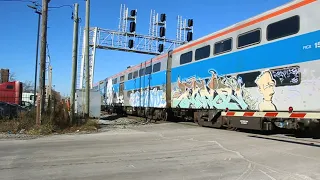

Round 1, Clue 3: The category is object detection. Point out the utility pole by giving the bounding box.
[34,11,41,106]
[27,4,42,106]
[47,65,52,112]
[70,3,79,124]
[36,0,49,125]
[48,65,52,99]
[84,0,90,118]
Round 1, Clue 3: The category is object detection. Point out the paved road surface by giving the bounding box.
[1,122,320,180]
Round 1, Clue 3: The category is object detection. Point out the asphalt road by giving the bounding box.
[1,121,320,180]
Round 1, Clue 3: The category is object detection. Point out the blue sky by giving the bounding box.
[0,0,291,96]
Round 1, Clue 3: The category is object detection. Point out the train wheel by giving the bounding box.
[163,111,168,121]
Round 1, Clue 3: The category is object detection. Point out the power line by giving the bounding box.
[0,0,36,2]
[49,5,72,9]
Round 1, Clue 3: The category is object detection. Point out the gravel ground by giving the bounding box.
[98,115,153,132]
[1,121,320,179]
[0,115,151,140]
[0,133,41,140]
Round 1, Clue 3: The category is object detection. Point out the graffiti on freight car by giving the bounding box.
[129,87,166,108]
[172,70,256,110]
[271,66,300,86]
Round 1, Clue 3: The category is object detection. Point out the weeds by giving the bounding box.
[0,98,100,135]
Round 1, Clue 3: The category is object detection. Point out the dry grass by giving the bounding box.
[0,120,20,134]
[0,99,100,135]
[61,119,99,134]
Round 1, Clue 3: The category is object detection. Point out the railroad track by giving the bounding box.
[173,121,320,146]
[100,113,320,146]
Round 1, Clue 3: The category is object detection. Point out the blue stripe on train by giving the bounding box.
[115,30,320,92]
[171,30,320,81]
[124,71,166,91]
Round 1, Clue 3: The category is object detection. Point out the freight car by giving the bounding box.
[95,0,320,132]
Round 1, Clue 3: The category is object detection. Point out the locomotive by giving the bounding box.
[94,0,320,132]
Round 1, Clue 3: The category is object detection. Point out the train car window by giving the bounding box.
[139,68,145,76]
[128,73,133,80]
[120,75,125,81]
[180,51,193,65]
[145,66,152,74]
[112,78,117,84]
[236,71,261,88]
[267,15,299,41]
[237,29,261,48]
[6,85,14,89]
[119,83,124,94]
[214,38,232,55]
[153,62,161,72]
[195,45,210,61]
[133,71,138,78]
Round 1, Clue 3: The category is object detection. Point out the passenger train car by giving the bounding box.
[94,0,320,132]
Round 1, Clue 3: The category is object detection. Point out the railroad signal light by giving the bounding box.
[128,39,134,48]
[130,10,136,17]
[160,13,166,22]
[188,19,193,27]
[129,22,136,32]
[187,32,193,42]
[289,106,293,113]
[160,27,166,37]
[158,44,164,52]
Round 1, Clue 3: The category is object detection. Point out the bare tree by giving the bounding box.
[9,72,16,82]
[22,80,34,92]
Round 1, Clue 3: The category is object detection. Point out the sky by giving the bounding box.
[0,0,291,96]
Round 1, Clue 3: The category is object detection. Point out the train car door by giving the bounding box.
[138,62,145,108]
[119,75,125,106]
[133,70,138,99]
[166,50,173,108]
[145,59,153,109]
[119,81,124,106]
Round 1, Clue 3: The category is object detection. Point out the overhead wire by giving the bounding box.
[0,0,36,2]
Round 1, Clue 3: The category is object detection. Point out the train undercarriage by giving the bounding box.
[107,105,320,137]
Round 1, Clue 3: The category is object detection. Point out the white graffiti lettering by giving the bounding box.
[172,73,256,110]
[129,88,166,108]
[271,66,300,85]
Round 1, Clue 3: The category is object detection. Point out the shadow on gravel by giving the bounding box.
[100,114,126,121]
[236,128,320,139]
[285,133,320,139]
[248,135,320,148]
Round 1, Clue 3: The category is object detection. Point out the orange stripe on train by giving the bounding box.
[108,0,316,79]
[172,0,316,54]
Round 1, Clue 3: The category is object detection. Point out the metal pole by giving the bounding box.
[47,65,52,112]
[36,0,49,125]
[70,3,79,124]
[33,11,41,106]
[84,0,90,118]
[48,65,52,99]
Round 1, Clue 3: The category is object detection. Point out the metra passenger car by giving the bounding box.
[94,0,320,132]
